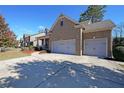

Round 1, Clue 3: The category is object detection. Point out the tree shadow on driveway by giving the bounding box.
[0,60,124,88]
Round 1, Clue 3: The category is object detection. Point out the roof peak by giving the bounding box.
[58,13,79,24]
[59,13,64,17]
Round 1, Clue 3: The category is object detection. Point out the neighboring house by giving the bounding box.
[18,38,22,47]
[47,14,115,57]
[22,30,49,49]
[23,34,30,47]
[37,30,51,50]
[30,32,46,47]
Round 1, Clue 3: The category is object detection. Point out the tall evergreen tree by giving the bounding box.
[79,5,106,23]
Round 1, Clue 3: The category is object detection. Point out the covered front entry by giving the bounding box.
[84,38,107,57]
[37,35,49,50]
[51,39,76,55]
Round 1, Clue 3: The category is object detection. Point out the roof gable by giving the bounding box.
[50,14,79,31]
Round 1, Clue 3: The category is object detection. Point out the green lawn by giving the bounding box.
[0,48,31,61]
[120,64,124,68]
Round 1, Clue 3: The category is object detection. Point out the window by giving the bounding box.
[60,20,63,26]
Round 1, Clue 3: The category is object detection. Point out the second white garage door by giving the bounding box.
[51,39,76,55]
[84,38,107,57]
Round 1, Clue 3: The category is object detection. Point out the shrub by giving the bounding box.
[21,47,24,51]
[0,47,5,52]
[34,46,43,51]
[28,45,34,50]
[34,47,39,51]
[113,46,124,61]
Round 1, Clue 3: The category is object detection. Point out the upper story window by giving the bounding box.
[60,20,63,26]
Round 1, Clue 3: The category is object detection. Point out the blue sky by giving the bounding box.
[0,5,124,39]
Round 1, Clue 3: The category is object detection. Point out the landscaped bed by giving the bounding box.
[120,64,124,68]
[22,50,35,54]
[0,48,31,61]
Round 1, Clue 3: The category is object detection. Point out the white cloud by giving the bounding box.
[38,25,45,30]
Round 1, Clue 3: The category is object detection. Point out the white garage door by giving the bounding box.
[84,38,107,57]
[51,39,76,55]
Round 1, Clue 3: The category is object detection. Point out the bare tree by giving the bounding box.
[114,23,124,44]
[117,23,124,38]
[113,28,118,39]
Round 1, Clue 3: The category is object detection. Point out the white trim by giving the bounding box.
[83,38,108,57]
[84,39,85,55]
[106,38,108,57]
[80,28,83,55]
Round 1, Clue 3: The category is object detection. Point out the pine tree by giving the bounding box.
[79,5,106,23]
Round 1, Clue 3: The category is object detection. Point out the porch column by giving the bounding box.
[40,39,42,46]
[38,39,42,46]
[36,38,39,47]
[44,38,46,47]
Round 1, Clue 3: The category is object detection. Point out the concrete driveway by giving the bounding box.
[0,53,124,88]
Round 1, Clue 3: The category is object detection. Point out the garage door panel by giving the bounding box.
[84,38,107,57]
[51,39,76,55]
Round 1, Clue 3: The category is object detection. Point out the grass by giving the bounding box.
[0,48,31,61]
[120,64,124,68]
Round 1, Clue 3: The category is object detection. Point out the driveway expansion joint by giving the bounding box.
[34,64,67,88]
